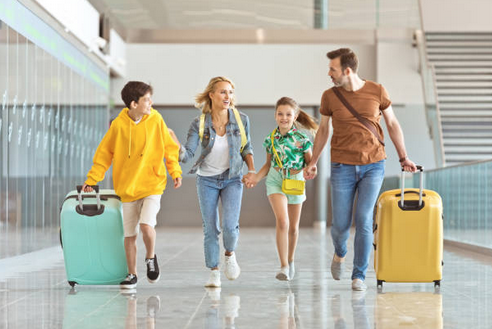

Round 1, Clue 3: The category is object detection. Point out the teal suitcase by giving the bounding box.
[60,186,128,287]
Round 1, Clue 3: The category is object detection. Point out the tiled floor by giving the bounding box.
[1,227,491,328]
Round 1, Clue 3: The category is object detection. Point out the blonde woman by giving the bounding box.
[178,77,256,287]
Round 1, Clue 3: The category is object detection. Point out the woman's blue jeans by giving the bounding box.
[330,160,385,281]
[196,170,243,269]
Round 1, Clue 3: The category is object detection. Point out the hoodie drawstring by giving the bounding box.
[141,121,147,157]
[126,108,150,158]
[128,123,132,158]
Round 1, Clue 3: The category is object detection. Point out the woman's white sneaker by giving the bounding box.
[224,253,241,280]
[205,269,221,288]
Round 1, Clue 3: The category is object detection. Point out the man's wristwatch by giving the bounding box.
[399,155,408,163]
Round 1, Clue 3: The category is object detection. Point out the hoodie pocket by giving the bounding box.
[153,165,167,178]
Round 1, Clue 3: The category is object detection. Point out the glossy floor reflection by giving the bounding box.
[1,227,492,328]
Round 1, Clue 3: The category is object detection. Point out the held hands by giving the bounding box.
[303,164,318,180]
[242,172,257,189]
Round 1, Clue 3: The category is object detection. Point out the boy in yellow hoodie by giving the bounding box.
[82,81,182,289]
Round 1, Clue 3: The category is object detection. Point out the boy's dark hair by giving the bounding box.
[121,81,153,108]
[327,48,358,73]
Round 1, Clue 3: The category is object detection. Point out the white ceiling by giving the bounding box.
[89,0,315,30]
[87,0,420,42]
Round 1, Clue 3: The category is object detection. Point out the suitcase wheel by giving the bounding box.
[377,280,384,288]
[434,280,441,288]
[68,281,77,287]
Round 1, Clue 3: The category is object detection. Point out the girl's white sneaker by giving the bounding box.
[276,266,290,281]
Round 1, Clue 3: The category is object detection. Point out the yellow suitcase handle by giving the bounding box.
[400,165,423,208]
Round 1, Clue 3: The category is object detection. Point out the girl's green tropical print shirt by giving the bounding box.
[263,126,312,171]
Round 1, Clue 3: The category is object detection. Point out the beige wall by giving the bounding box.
[421,0,492,31]
[111,44,377,106]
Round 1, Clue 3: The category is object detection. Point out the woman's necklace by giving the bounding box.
[212,115,228,132]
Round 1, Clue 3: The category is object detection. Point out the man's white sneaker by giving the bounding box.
[205,269,221,288]
[331,255,345,280]
[224,253,241,280]
[352,279,367,291]
[275,266,290,281]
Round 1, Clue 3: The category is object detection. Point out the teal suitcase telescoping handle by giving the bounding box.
[76,185,101,212]
[400,165,424,209]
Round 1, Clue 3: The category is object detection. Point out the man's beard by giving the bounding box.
[332,75,347,87]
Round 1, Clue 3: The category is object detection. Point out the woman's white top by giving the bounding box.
[197,133,230,176]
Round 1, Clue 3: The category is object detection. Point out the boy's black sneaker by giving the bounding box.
[146,255,160,283]
[120,274,137,289]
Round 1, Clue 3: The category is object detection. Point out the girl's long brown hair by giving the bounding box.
[275,97,318,136]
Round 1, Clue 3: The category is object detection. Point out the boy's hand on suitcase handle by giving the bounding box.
[81,183,94,193]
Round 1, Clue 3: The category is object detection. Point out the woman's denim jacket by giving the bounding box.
[180,108,254,178]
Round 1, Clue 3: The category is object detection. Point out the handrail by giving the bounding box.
[428,64,446,166]
[416,0,446,168]
[423,158,492,173]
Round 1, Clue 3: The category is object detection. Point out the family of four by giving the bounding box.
[81,48,417,292]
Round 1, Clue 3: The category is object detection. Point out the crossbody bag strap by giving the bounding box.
[270,129,284,170]
[332,87,385,146]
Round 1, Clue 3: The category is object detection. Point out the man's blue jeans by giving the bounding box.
[330,160,385,281]
[196,170,243,269]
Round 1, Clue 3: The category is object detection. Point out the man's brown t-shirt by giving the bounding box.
[319,80,391,165]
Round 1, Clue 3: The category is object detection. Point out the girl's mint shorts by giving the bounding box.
[265,167,306,205]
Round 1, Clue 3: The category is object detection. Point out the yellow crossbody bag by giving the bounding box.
[270,130,305,195]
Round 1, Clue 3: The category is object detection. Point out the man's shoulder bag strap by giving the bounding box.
[332,87,385,146]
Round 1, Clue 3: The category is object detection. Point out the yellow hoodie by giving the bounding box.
[85,108,182,202]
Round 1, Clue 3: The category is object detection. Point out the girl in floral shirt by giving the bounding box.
[249,97,318,281]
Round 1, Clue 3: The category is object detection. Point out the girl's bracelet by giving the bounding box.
[248,170,257,174]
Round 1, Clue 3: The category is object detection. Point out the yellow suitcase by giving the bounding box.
[373,166,443,289]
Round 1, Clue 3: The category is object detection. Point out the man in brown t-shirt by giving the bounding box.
[304,48,417,291]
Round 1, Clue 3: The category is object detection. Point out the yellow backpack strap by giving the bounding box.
[232,108,247,153]
[199,114,205,142]
[270,129,283,169]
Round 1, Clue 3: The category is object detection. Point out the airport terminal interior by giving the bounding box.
[1,0,492,328]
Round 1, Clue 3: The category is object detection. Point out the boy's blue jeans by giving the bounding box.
[330,160,385,281]
[196,170,243,269]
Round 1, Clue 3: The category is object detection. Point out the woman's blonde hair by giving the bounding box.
[275,97,319,136]
[195,76,236,113]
